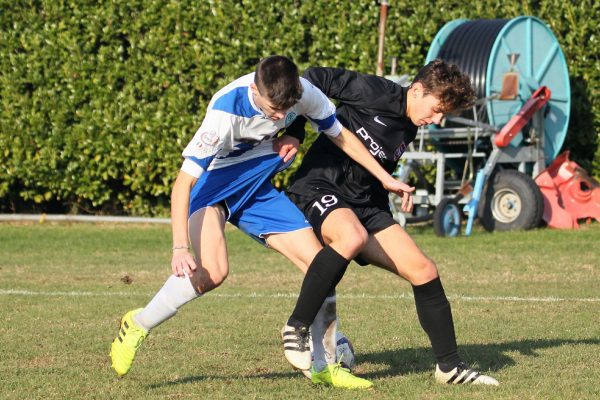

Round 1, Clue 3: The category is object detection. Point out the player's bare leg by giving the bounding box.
[267,229,321,370]
[187,205,230,292]
[313,208,373,373]
[268,228,372,389]
[320,208,369,260]
[359,224,499,386]
[136,205,230,328]
[281,208,371,389]
[111,205,228,376]
[266,227,321,273]
[358,223,437,284]
[312,207,368,370]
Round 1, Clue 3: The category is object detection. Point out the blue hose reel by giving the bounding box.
[408,17,573,236]
[426,16,570,164]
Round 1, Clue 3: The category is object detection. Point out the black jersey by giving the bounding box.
[286,67,418,207]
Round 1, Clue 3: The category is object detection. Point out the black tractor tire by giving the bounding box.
[478,169,544,232]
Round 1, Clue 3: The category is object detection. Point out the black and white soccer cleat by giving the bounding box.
[435,362,499,386]
[281,324,311,370]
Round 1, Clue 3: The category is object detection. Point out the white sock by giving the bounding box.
[310,294,337,371]
[133,274,199,331]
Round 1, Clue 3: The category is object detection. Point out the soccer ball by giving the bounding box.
[335,331,356,370]
[301,331,356,379]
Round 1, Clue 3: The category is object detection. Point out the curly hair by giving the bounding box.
[412,59,475,113]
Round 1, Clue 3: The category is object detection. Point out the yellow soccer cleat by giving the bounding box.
[311,363,373,389]
[110,308,148,376]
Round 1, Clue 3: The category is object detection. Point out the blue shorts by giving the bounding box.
[189,153,311,244]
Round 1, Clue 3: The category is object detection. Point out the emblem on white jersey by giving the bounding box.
[374,115,387,126]
[200,131,219,147]
[284,112,297,127]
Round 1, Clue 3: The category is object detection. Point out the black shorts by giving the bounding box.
[287,190,397,265]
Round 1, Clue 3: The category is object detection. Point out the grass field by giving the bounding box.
[0,221,599,399]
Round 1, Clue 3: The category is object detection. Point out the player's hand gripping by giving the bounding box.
[384,178,415,213]
[273,135,300,163]
[171,248,197,277]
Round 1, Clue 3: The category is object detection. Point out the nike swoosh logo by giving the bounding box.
[374,115,387,126]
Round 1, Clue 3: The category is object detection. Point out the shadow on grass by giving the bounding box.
[148,337,599,388]
[147,371,298,389]
[359,337,600,379]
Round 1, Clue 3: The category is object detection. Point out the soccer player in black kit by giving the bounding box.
[281,60,500,386]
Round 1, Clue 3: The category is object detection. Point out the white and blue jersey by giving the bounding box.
[181,72,342,243]
[181,72,342,179]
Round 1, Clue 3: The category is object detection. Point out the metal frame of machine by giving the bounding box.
[383,15,571,236]
[389,84,550,236]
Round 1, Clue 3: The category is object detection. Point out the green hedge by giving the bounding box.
[1,0,598,216]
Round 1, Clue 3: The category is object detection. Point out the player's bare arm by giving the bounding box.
[170,170,198,277]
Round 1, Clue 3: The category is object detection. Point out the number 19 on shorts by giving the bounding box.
[311,195,338,216]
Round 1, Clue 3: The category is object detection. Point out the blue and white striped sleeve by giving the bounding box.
[298,77,342,138]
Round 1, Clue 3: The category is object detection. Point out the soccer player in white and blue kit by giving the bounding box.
[109,56,413,389]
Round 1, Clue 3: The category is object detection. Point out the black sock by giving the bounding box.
[287,246,348,328]
[412,277,461,369]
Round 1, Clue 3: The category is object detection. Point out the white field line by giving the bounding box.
[0,214,170,224]
[0,289,599,303]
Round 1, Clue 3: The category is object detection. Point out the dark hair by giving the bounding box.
[412,59,475,112]
[254,55,303,109]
